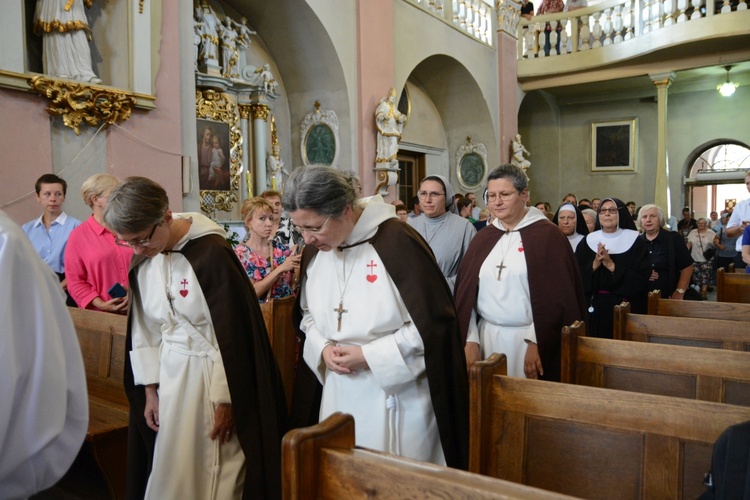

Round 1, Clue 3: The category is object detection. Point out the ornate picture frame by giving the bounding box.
[196,90,243,213]
[456,137,488,190]
[300,102,339,166]
[591,119,637,172]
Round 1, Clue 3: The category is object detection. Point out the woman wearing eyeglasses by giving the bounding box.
[234,197,301,303]
[103,177,287,499]
[64,173,132,313]
[284,165,469,470]
[575,197,651,338]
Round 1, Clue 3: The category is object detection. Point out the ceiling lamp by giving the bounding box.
[717,65,739,97]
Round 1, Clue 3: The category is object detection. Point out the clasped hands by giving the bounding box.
[323,344,368,375]
[592,242,615,272]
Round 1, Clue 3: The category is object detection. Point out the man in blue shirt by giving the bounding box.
[22,174,81,305]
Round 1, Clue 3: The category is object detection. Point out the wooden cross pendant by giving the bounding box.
[334,301,348,332]
[496,261,506,280]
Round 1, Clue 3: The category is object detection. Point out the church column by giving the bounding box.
[238,103,252,199]
[356,0,395,196]
[649,72,675,215]
[251,103,269,196]
[496,1,521,164]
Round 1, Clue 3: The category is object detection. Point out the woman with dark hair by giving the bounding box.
[575,197,651,338]
[552,203,589,251]
[284,165,469,470]
[638,204,694,300]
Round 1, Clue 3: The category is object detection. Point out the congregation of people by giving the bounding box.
[5,165,750,499]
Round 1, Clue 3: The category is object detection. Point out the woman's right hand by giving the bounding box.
[144,384,160,432]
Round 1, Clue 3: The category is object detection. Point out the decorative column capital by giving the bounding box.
[251,103,270,121]
[238,103,253,120]
[649,72,676,88]
[496,0,521,38]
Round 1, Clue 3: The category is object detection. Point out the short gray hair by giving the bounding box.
[104,177,169,234]
[487,164,528,192]
[282,165,356,217]
[638,204,665,227]
[581,208,597,220]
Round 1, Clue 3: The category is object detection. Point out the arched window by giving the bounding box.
[685,142,750,217]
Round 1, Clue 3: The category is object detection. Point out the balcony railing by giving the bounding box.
[406,0,495,45]
[517,0,747,59]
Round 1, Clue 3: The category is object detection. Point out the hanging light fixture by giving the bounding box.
[717,65,739,97]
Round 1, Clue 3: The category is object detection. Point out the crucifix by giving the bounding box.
[334,301,348,332]
[496,261,506,280]
[166,289,176,314]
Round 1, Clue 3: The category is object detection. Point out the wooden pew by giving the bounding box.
[647,290,750,322]
[259,295,297,409]
[469,355,750,499]
[717,267,750,303]
[282,411,575,499]
[561,320,750,406]
[615,301,750,351]
[68,307,129,500]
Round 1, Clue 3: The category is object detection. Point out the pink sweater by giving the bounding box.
[64,215,133,310]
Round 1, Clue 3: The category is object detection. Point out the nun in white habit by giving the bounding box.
[575,197,651,338]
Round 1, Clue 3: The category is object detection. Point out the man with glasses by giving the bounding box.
[103,177,287,499]
[455,164,585,381]
[408,175,476,291]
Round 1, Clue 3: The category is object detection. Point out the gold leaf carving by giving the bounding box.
[28,76,136,135]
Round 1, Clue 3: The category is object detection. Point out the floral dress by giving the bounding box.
[234,239,294,302]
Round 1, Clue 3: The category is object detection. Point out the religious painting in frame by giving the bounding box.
[195,90,242,213]
[591,119,637,172]
[456,137,488,190]
[300,101,340,167]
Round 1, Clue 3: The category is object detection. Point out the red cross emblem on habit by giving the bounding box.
[180,279,189,297]
[366,260,378,283]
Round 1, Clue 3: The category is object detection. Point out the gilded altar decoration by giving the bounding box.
[195,89,243,213]
[28,75,136,135]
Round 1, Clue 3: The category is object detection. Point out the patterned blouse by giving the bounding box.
[234,239,295,303]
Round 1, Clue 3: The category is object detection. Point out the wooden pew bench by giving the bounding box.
[561,320,750,406]
[470,353,750,499]
[259,295,297,410]
[717,267,750,303]
[615,301,750,351]
[282,411,575,499]
[647,289,750,321]
[68,307,129,500]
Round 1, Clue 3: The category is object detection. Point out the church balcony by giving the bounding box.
[516,0,750,91]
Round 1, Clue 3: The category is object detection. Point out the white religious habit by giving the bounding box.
[301,196,445,465]
[0,210,88,498]
[465,207,548,377]
[129,213,245,499]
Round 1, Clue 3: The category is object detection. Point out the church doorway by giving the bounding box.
[683,141,750,218]
[398,151,425,206]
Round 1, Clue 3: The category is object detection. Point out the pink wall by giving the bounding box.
[0,1,184,227]
[356,0,395,196]
[0,90,54,223]
[497,31,518,164]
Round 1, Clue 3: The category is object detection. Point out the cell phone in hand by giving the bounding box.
[108,282,127,299]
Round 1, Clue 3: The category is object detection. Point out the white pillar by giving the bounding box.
[649,71,675,215]
[238,103,252,199]
[252,104,269,195]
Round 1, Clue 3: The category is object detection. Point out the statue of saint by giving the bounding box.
[510,134,531,171]
[219,17,239,78]
[195,2,220,64]
[266,143,288,192]
[34,0,102,83]
[375,88,406,165]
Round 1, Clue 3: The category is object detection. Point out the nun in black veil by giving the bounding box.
[552,203,589,251]
[575,197,651,338]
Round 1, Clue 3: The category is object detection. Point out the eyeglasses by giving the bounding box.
[486,191,519,202]
[292,214,332,234]
[115,223,158,247]
[599,208,619,215]
[418,191,445,200]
